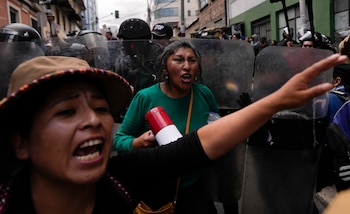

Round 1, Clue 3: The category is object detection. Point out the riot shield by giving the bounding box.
[241,46,333,214]
[74,32,110,69]
[45,38,162,122]
[190,39,255,206]
[191,39,255,111]
[0,42,45,99]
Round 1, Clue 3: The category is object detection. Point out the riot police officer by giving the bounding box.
[114,18,164,93]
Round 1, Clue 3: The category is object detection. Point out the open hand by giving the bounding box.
[269,54,347,111]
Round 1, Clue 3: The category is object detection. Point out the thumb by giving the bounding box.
[144,130,155,141]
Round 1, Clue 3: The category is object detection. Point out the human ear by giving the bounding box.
[11,133,29,160]
[333,77,342,87]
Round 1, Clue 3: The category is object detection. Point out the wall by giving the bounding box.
[228,0,333,42]
[197,0,226,30]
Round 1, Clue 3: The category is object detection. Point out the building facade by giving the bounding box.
[0,0,86,43]
[187,0,228,38]
[148,0,200,37]
[82,0,98,31]
[0,0,43,30]
[227,0,350,45]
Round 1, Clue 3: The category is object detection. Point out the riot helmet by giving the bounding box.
[298,30,312,42]
[117,18,151,40]
[77,30,101,37]
[298,30,333,50]
[0,23,42,47]
[0,23,45,99]
[117,19,152,64]
[76,30,107,49]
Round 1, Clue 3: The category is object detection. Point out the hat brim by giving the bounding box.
[0,68,134,123]
[152,31,167,38]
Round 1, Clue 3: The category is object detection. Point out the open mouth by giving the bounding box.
[181,74,192,83]
[74,139,103,161]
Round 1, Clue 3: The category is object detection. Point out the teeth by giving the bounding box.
[75,151,100,161]
[80,139,102,149]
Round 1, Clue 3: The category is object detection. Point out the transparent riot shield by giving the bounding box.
[191,39,255,111]
[191,38,255,207]
[106,40,123,71]
[241,46,333,214]
[0,42,45,99]
[74,32,110,69]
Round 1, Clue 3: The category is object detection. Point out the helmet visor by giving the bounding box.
[0,34,18,42]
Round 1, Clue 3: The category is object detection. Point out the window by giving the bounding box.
[277,4,300,41]
[157,0,173,3]
[31,18,40,33]
[334,0,349,31]
[154,7,178,19]
[63,15,66,32]
[252,17,271,41]
[188,10,191,16]
[56,8,60,25]
[200,0,208,9]
[334,0,349,12]
[10,7,19,23]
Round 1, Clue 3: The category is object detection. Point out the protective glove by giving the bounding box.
[236,92,252,109]
[236,92,274,147]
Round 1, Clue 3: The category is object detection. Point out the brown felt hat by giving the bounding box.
[0,56,133,122]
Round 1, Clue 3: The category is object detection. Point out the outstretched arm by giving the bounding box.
[198,54,348,160]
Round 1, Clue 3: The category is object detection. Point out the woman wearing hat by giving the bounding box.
[0,54,345,213]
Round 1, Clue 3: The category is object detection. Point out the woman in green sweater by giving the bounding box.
[114,40,219,213]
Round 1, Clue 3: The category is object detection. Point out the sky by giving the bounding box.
[95,0,148,31]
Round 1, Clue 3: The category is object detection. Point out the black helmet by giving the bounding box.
[117,18,151,40]
[0,23,41,44]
